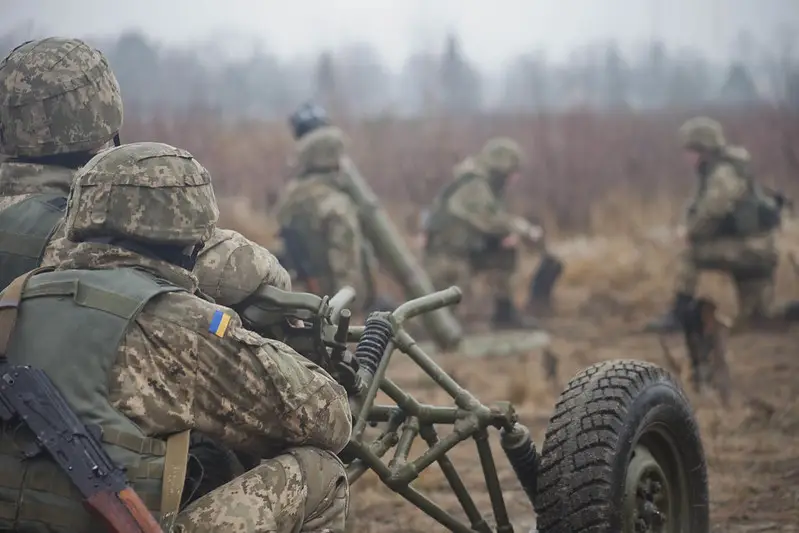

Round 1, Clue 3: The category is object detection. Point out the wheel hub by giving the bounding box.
[624,445,671,533]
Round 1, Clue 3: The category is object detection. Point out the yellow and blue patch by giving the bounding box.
[209,310,231,337]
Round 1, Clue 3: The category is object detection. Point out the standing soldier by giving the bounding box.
[0,37,123,288]
[646,116,786,332]
[278,103,464,350]
[423,137,540,329]
[276,104,381,312]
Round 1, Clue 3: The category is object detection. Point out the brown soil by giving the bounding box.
[343,227,799,533]
[346,317,799,533]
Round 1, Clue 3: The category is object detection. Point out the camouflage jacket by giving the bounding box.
[0,161,76,265]
[425,157,516,255]
[54,242,352,456]
[276,171,368,306]
[194,227,292,308]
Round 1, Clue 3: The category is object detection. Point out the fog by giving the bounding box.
[2,0,797,117]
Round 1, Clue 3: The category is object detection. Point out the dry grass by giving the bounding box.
[124,107,799,234]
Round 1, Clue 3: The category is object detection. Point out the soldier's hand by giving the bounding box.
[676,225,687,240]
[501,233,520,248]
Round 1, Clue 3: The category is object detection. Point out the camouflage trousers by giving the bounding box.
[674,233,779,321]
[424,251,514,303]
[173,447,349,533]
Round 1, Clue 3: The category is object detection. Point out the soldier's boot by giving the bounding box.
[782,301,799,321]
[732,275,779,332]
[492,297,542,330]
[644,292,693,333]
[526,254,564,316]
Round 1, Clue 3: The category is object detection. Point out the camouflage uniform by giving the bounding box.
[195,227,292,305]
[275,125,372,310]
[0,142,351,533]
[647,117,784,332]
[424,137,537,329]
[0,37,123,286]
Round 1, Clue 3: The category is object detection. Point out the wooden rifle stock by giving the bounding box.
[85,489,164,533]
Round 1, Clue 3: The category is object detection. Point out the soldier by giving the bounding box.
[423,137,541,329]
[0,142,351,533]
[0,37,123,287]
[646,117,786,332]
[276,108,380,312]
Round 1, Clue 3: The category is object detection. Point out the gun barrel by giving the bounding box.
[340,157,463,350]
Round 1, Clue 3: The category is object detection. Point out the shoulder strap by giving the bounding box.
[0,267,53,358]
[439,170,479,206]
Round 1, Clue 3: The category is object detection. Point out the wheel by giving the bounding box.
[533,360,709,533]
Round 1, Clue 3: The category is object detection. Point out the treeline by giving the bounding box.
[2,26,798,119]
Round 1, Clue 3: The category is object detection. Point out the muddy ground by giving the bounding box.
[344,232,799,532]
[346,315,799,532]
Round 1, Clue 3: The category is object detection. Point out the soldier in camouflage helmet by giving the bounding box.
[275,122,385,312]
[423,137,540,329]
[0,37,124,288]
[646,116,787,332]
[0,142,351,533]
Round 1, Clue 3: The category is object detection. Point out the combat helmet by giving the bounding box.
[295,125,346,175]
[477,137,523,177]
[678,116,726,152]
[0,37,123,158]
[289,101,330,140]
[65,142,218,247]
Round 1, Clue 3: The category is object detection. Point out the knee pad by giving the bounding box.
[286,448,348,519]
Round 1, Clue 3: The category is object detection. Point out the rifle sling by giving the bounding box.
[160,429,191,523]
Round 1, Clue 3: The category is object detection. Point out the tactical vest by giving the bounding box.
[424,170,486,254]
[0,193,66,290]
[425,171,479,236]
[698,156,781,238]
[0,268,183,532]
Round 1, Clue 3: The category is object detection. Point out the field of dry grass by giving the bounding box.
[140,109,799,532]
[125,107,799,234]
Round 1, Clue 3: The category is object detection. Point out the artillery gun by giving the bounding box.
[243,285,710,533]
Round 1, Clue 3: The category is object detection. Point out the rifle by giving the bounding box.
[0,365,164,532]
[278,226,322,294]
[0,272,163,533]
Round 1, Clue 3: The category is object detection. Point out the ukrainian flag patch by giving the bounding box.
[209,310,231,337]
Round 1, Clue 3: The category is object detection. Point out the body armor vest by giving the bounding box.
[425,170,486,254]
[0,194,66,290]
[0,268,183,532]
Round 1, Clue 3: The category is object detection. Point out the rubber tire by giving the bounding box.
[533,359,709,533]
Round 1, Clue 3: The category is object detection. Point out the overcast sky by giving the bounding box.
[2,0,798,68]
